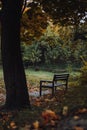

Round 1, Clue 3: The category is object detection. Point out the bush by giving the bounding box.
[80,58,87,85]
[22,42,42,67]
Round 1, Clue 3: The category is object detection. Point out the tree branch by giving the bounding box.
[21,0,27,15]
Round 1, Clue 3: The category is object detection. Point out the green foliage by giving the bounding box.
[80,59,87,85]
[22,32,87,68]
[45,46,59,64]
[22,42,42,66]
[21,4,48,43]
[21,3,87,67]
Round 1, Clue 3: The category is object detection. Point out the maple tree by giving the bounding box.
[21,5,48,44]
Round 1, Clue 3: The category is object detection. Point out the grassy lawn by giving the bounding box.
[0,68,4,78]
[0,67,81,88]
[25,67,81,86]
[26,68,53,79]
[0,67,84,109]
[25,68,53,85]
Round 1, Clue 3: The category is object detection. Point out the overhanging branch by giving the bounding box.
[21,0,27,14]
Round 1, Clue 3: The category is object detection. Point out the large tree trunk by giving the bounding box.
[1,0,30,109]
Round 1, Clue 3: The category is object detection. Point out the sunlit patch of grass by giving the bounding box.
[25,68,81,87]
[25,68,53,86]
[25,68,53,79]
[0,67,81,87]
[0,68,4,77]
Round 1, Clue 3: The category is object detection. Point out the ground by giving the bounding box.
[0,84,87,130]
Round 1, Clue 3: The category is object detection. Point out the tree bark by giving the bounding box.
[1,0,30,109]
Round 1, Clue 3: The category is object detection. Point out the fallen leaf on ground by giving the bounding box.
[33,120,39,129]
[77,108,87,113]
[73,115,80,120]
[42,109,59,124]
[74,126,84,130]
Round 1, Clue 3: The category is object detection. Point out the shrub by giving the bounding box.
[80,57,87,85]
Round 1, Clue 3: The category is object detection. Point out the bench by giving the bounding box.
[40,73,69,96]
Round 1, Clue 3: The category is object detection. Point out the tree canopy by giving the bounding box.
[21,4,48,43]
[28,0,87,25]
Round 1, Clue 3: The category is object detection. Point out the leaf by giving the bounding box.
[73,115,80,120]
[33,120,39,129]
[10,121,18,129]
[42,109,59,124]
[50,120,55,126]
[74,126,84,130]
[77,108,87,114]
[62,106,68,116]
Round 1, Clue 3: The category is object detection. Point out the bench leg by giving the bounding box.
[55,86,56,92]
[66,85,67,91]
[65,82,68,91]
[40,86,42,96]
[52,87,54,96]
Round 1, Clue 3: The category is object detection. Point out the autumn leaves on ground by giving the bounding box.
[0,77,87,130]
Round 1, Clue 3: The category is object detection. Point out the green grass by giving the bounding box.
[25,68,53,79]
[0,69,4,78]
[25,68,54,87]
[0,67,81,87]
[26,69,80,88]
[25,68,81,87]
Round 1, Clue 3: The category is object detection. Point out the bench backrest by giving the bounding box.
[53,73,69,82]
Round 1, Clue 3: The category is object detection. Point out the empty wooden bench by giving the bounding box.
[40,73,69,96]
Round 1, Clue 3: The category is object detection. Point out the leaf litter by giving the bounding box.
[0,85,87,130]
